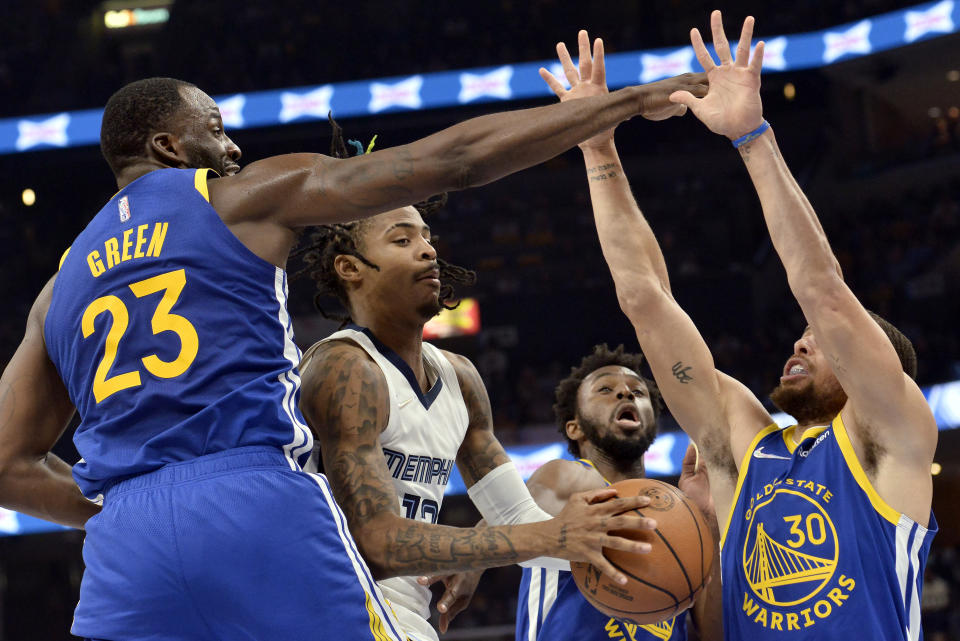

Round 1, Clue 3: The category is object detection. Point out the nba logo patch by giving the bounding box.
[118,195,131,222]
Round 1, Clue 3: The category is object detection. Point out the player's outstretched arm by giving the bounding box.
[299,342,656,584]
[208,61,707,231]
[542,32,770,470]
[672,11,936,522]
[0,276,99,529]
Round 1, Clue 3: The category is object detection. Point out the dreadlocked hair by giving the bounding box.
[553,344,663,457]
[289,115,477,325]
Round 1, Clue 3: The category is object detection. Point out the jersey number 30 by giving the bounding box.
[81,269,198,403]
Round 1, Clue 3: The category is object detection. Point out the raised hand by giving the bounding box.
[417,570,484,633]
[544,487,657,585]
[669,10,765,140]
[540,31,706,148]
[539,30,615,149]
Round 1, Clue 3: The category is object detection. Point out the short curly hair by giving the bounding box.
[554,344,663,457]
[100,77,196,175]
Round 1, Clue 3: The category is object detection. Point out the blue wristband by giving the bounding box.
[732,120,770,148]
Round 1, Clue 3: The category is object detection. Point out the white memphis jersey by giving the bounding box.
[321,325,469,641]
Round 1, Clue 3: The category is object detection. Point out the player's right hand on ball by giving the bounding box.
[547,487,657,585]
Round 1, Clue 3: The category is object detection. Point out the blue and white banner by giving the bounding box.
[0,0,955,155]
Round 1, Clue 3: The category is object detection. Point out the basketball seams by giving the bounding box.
[572,478,714,626]
[639,506,696,598]
[669,484,709,592]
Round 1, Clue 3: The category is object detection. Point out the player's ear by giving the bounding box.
[148,132,186,168]
[334,254,362,283]
[565,419,584,441]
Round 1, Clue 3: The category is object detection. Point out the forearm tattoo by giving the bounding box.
[383,523,520,574]
[586,162,619,182]
[672,361,694,384]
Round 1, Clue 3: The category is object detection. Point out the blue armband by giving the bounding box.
[732,120,770,148]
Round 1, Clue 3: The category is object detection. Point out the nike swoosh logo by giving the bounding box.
[398,397,416,409]
[753,447,792,460]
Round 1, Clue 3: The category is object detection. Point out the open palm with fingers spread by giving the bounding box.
[669,10,766,140]
[540,29,706,149]
[539,30,616,149]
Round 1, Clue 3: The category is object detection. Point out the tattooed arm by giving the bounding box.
[208,72,707,233]
[541,30,769,490]
[671,11,936,525]
[299,341,657,582]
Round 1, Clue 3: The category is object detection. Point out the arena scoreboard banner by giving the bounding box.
[0,0,956,154]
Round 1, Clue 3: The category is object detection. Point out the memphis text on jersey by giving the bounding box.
[382,448,454,486]
[739,473,855,632]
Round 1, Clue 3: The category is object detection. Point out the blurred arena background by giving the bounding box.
[1,1,959,639]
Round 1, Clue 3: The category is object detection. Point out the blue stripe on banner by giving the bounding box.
[0,0,956,155]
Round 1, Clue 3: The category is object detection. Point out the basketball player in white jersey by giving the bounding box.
[294,129,696,637]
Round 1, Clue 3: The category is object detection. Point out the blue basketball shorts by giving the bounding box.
[72,446,407,641]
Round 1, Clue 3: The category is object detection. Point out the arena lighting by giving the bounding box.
[3,0,958,155]
[423,298,480,339]
[21,188,35,206]
[931,462,942,475]
[103,5,170,29]
[947,70,960,81]
[783,82,797,100]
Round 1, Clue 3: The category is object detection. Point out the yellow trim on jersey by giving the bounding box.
[719,422,781,549]
[58,247,71,270]
[194,168,213,202]
[782,424,829,454]
[577,458,612,486]
[363,591,393,641]
[832,413,902,525]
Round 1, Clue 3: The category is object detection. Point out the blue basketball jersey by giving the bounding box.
[516,459,687,641]
[721,415,937,640]
[44,168,313,497]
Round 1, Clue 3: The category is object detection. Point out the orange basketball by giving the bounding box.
[570,478,715,625]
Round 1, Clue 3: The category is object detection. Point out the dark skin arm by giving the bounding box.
[299,341,656,582]
[207,74,707,266]
[0,275,100,529]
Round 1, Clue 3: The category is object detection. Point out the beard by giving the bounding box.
[184,145,228,175]
[415,296,443,321]
[578,412,657,465]
[769,377,847,425]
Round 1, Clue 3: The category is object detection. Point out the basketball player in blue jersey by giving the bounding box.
[516,344,723,641]
[579,12,937,640]
[0,71,709,641]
